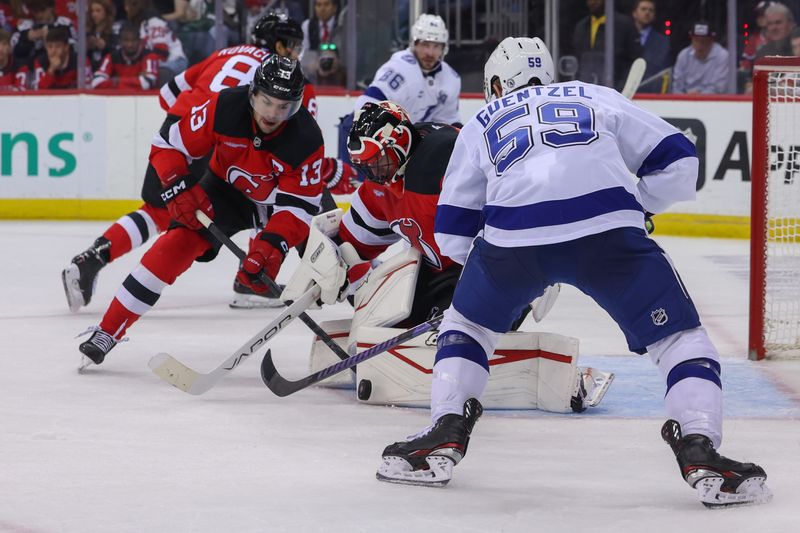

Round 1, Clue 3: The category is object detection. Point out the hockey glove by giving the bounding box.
[160,175,214,230]
[236,232,288,294]
[321,157,360,195]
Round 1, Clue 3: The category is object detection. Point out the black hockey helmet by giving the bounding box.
[249,54,305,122]
[251,12,304,54]
[347,101,419,185]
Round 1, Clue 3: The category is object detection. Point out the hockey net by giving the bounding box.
[749,57,800,360]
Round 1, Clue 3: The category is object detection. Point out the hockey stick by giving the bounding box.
[261,314,443,397]
[195,210,354,369]
[148,285,320,394]
[621,57,646,99]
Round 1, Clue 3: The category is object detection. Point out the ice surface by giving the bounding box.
[1,222,798,533]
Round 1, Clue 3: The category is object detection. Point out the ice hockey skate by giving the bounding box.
[571,367,615,413]
[661,419,772,508]
[377,398,482,487]
[229,279,286,309]
[77,327,121,370]
[62,237,111,312]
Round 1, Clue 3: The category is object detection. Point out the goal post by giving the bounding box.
[748,56,800,360]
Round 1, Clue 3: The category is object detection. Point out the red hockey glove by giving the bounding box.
[236,232,288,294]
[321,157,361,195]
[160,175,214,230]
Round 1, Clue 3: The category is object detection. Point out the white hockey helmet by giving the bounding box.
[483,37,555,102]
[410,13,449,57]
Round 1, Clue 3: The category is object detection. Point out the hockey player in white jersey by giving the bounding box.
[337,14,461,163]
[375,37,772,508]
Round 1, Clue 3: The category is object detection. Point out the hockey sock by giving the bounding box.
[430,331,489,423]
[102,204,171,262]
[98,228,210,339]
[649,327,723,447]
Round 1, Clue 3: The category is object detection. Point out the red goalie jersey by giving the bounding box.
[158,44,317,119]
[150,85,325,247]
[339,124,460,272]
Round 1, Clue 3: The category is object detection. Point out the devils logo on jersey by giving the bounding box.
[391,217,442,270]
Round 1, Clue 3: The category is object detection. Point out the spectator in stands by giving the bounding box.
[55,0,76,22]
[314,41,343,86]
[163,0,215,65]
[11,0,75,64]
[631,0,669,93]
[115,0,186,82]
[32,24,89,88]
[91,20,158,89]
[87,0,115,71]
[0,27,27,88]
[1,0,15,31]
[791,26,800,55]
[572,0,641,90]
[671,21,730,94]
[756,2,796,58]
[741,1,773,74]
[300,0,341,85]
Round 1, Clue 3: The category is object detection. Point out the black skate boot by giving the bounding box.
[78,328,118,367]
[229,279,286,309]
[661,419,772,508]
[376,398,483,487]
[62,237,111,312]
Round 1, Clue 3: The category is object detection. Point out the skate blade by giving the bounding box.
[375,455,454,487]
[229,294,285,309]
[77,355,94,374]
[586,369,615,408]
[696,476,773,508]
[62,265,83,313]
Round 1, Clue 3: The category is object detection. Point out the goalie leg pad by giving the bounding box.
[308,319,355,389]
[354,327,587,412]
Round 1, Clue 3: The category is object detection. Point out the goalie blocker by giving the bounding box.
[303,245,613,413]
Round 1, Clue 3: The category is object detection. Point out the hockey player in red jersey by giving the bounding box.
[90,21,159,90]
[77,55,325,365]
[61,13,351,312]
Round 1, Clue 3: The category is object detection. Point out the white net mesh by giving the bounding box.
[763,70,800,357]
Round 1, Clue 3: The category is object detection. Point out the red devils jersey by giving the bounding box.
[150,85,325,247]
[158,45,318,120]
[91,48,160,90]
[0,56,27,90]
[339,124,460,272]
[33,50,91,89]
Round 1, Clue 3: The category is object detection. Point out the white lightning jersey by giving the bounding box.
[434,81,699,264]
[355,49,461,124]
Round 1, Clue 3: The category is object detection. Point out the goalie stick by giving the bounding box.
[148,285,320,394]
[195,210,354,370]
[261,314,444,396]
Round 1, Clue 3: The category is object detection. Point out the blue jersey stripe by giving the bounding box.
[636,132,697,178]
[434,204,483,237]
[482,186,642,231]
[363,86,388,101]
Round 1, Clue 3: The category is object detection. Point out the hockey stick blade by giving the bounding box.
[261,314,444,396]
[148,285,320,394]
[621,57,646,99]
[194,210,355,370]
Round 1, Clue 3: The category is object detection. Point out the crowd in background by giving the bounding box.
[0,0,799,93]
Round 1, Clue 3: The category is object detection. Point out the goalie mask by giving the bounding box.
[347,101,418,185]
[483,37,554,102]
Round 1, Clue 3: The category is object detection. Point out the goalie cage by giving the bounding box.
[749,56,800,360]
